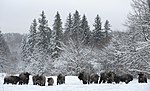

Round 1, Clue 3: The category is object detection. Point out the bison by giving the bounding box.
[3,76,20,85]
[78,71,99,84]
[32,74,40,85]
[47,77,54,86]
[138,72,147,83]
[90,73,99,84]
[32,74,46,86]
[19,72,30,85]
[78,71,90,84]
[119,74,133,84]
[99,71,116,84]
[114,75,120,84]
[106,71,116,83]
[57,74,65,85]
[36,75,46,86]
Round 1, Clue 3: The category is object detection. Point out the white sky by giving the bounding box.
[0,0,132,34]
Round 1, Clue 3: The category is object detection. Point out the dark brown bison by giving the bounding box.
[78,71,90,84]
[99,72,108,84]
[47,77,54,86]
[114,75,120,84]
[106,71,116,83]
[119,74,133,84]
[3,76,20,85]
[32,74,46,86]
[19,72,30,85]
[57,74,65,85]
[99,71,116,84]
[32,74,40,85]
[138,72,147,83]
[90,73,99,84]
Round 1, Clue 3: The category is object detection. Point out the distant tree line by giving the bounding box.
[19,10,112,75]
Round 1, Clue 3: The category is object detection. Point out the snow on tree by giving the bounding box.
[28,19,38,53]
[80,14,91,45]
[19,11,54,75]
[61,38,95,75]
[37,11,51,53]
[124,0,150,76]
[64,13,73,43]
[52,11,63,59]
[125,0,150,42]
[71,10,81,43]
[0,30,12,73]
[92,14,105,48]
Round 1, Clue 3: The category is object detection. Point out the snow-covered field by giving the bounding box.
[0,73,149,91]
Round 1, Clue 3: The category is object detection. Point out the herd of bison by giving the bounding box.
[3,71,148,86]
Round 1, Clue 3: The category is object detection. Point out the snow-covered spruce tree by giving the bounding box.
[52,11,63,59]
[103,20,112,45]
[28,19,38,53]
[92,14,105,48]
[30,11,52,74]
[71,10,81,44]
[20,11,53,75]
[38,11,51,53]
[80,14,91,45]
[64,13,73,43]
[0,31,12,73]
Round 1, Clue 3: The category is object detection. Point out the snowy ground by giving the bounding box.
[0,73,149,91]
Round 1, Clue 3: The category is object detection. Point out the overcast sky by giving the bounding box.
[0,0,132,34]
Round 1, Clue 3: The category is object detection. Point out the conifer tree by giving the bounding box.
[38,11,51,53]
[92,15,104,47]
[52,11,63,58]
[72,10,81,42]
[80,14,91,45]
[104,20,111,38]
[64,13,73,41]
[28,19,38,53]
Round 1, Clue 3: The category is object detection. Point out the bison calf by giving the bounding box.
[47,77,54,86]
[4,76,20,85]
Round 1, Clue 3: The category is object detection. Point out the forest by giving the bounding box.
[0,0,150,78]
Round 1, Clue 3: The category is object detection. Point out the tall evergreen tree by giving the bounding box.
[38,11,51,53]
[103,20,112,45]
[52,11,63,58]
[80,14,91,45]
[28,19,38,53]
[64,13,73,41]
[104,20,111,38]
[72,10,81,42]
[53,11,63,40]
[92,15,104,47]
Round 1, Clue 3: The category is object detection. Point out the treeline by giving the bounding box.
[18,10,112,75]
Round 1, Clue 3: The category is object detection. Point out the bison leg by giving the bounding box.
[82,80,87,84]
